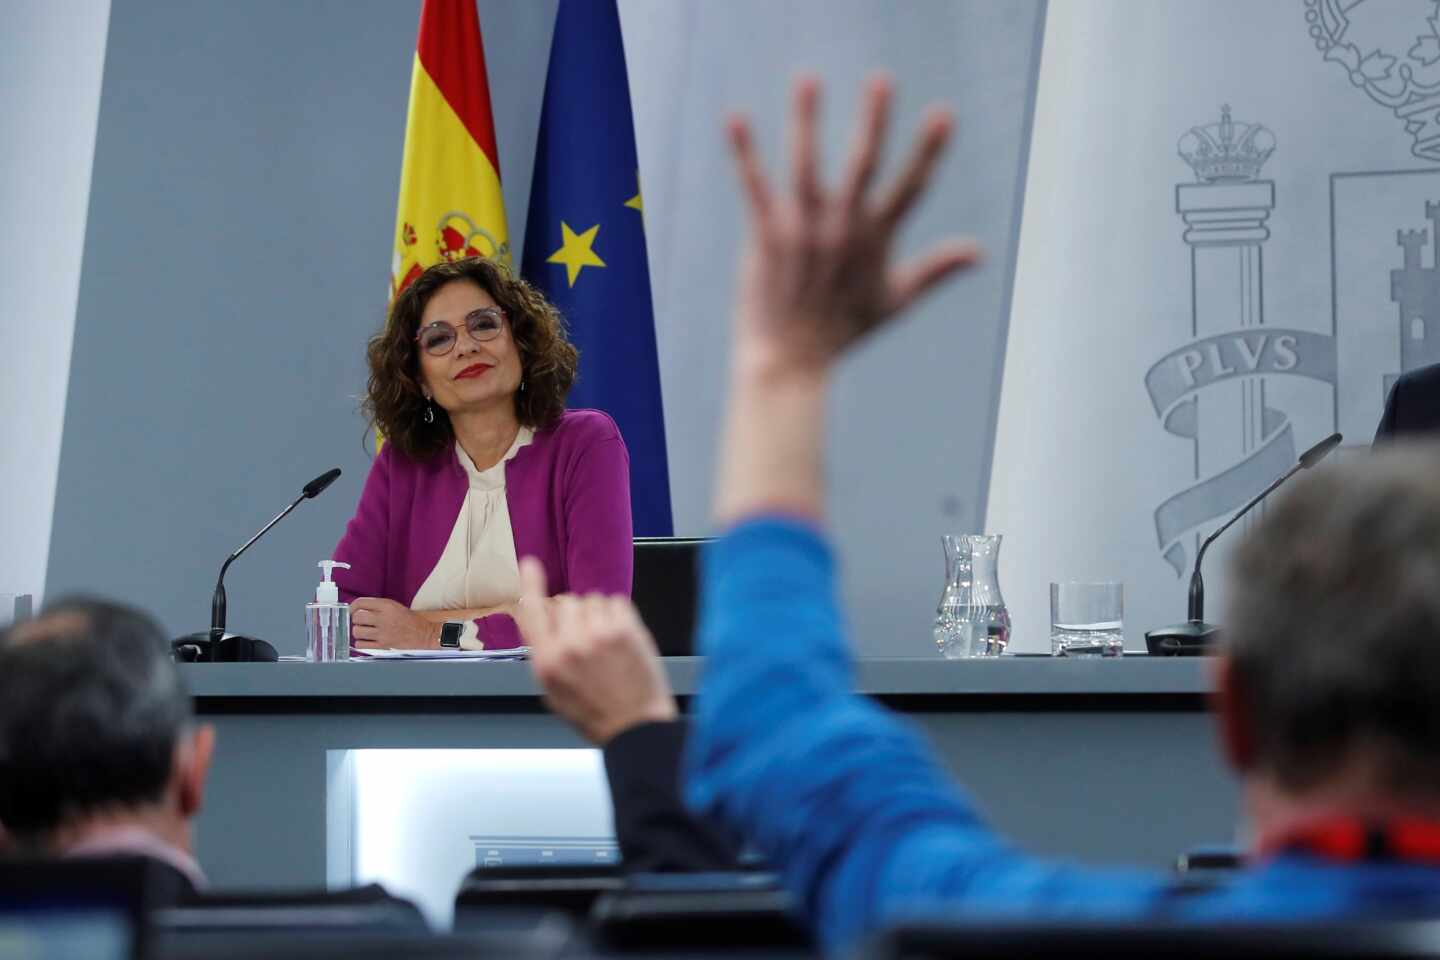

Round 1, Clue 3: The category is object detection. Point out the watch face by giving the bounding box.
[439,621,463,648]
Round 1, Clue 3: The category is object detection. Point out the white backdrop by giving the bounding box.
[0,0,110,603]
[991,0,1435,650]
[38,1,1042,658]
[623,0,1044,655]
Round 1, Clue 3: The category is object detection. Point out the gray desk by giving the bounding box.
[185,657,1236,890]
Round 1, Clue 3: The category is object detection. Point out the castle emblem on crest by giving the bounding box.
[1389,202,1440,390]
[1134,8,1440,578]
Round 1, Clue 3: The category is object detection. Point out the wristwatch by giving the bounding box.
[439,620,465,649]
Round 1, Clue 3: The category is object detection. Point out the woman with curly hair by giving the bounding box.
[332,256,632,651]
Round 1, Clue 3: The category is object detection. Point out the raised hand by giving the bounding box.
[728,73,981,378]
[515,557,677,746]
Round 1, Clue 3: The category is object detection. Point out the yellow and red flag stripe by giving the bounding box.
[390,0,510,298]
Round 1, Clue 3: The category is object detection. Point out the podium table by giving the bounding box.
[185,657,1234,895]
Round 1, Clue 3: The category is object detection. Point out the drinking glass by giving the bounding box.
[1049,582,1123,657]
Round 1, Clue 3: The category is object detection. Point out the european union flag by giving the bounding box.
[521,0,673,536]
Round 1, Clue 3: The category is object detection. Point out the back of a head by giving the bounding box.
[0,597,191,844]
[1225,442,1440,796]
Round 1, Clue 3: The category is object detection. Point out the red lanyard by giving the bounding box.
[1259,818,1440,864]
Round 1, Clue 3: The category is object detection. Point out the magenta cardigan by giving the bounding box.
[332,408,634,649]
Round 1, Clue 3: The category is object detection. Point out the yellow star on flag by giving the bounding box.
[625,170,643,213]
[547,221,606,287]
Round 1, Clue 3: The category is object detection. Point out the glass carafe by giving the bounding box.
[934,535,1011,658]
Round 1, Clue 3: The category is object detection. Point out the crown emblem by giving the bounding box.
[1178,106,1276,183]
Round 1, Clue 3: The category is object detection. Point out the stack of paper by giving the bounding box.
[349,647,530,661]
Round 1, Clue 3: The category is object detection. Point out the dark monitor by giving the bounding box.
[632,537,708,657]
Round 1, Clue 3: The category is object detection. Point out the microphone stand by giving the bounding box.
[1145,433,1342,656]
[173,468,342,663]
[203,493,309,659]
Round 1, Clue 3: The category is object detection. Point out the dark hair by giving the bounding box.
[364,257,579,461]
[1224,442,1440,797]
[0,597,191,840]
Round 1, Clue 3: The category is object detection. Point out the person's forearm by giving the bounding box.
[604,720,742,873]
[413,605,513,623]
[715,348,830,525]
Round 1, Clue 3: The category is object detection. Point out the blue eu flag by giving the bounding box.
[521,0,674,536]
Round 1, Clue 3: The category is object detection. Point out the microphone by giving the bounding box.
[303,468,342,499]
[1145,433,1342,656]
[173,468,343,663]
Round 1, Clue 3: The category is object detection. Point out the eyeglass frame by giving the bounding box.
[413,306,509,357]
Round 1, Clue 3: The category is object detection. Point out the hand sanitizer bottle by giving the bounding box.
[306,561,351,662]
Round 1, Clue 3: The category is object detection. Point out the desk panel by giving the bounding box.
[187,658,1235,915]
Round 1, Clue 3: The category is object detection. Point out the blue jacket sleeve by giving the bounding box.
[683,519,1165,950]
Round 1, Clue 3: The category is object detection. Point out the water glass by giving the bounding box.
[1049,582,1124,657]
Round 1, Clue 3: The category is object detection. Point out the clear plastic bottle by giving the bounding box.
[306,560,351,662]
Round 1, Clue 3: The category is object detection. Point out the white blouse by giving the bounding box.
[409,428,534,649]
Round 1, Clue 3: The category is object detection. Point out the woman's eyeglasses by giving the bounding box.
[414,307,506,357]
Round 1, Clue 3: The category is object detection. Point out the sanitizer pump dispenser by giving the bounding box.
[306,561,351,662]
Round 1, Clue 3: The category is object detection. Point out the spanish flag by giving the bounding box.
[390,0,510,298]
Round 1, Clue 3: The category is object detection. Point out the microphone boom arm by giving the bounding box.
[1186,463,1301,621]
[208,491,308,635]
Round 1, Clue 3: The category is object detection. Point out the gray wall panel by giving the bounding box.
[622,0,1046,655]
[48,0,1042,660]
[46,0,555,653]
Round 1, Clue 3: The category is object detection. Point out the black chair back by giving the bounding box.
[865,919,1440,960]
[156,930,512,960]
[0,857,157,960]
[589,871,809,953]
[453,862,623,932]
[632,537,709,656]
[156,896,424,935]
[155,885,427,958]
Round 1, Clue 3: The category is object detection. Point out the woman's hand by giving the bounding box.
[729,73,981,379]
[351,597,440,649]
[413,603,515,623]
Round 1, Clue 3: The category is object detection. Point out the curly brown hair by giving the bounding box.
[364,257,579,461]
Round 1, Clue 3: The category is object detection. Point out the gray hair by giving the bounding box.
[0,596,191,839]
[1224,442,1440,796]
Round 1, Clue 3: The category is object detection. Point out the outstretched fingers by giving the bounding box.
[876,106,953,229]
[726,115,772,222]
[886,239,983,314]
[839,73,892,210]
[789,75,823,212]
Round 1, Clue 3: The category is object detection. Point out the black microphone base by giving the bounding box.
[1145,620,1221,656]
[172,631,278,663]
